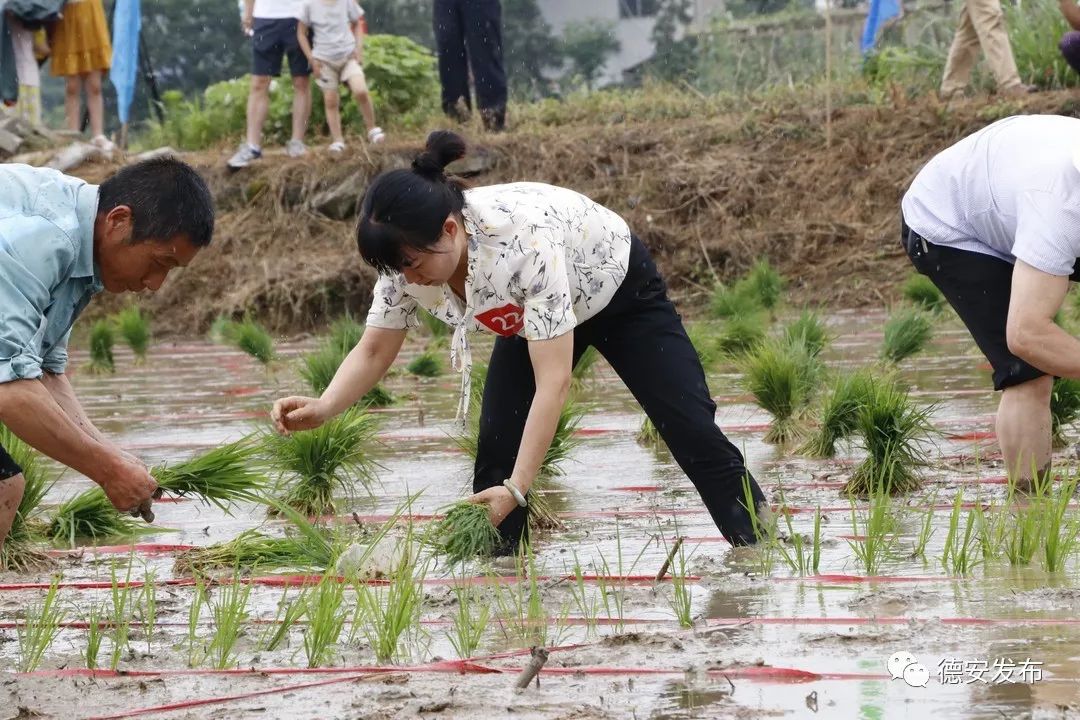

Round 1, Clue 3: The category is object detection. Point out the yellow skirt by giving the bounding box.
[50,0,112,77]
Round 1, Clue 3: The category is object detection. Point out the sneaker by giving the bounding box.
[227,143,262,169]
[285,139,307,158]
[328,140,346,156]
[367,127,386,145]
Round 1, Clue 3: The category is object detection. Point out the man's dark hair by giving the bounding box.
[98,157,215,247]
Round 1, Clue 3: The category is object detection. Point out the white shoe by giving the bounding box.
[91,134,115,153]
[285,139,307,158]
[227,143,262,169]
[328,141,346,156]
[368,127,385,145]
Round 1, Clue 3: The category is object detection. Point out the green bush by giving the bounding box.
[141,34,439,151]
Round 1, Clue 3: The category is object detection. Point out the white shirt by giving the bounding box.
[902,115,1080,277]
[253,0,306,19]
[366,182,632,418]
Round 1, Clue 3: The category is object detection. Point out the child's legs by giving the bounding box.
[64,74,82,131]
[85,70,105,137]
[322,85,343,143]
[343,64,376,130]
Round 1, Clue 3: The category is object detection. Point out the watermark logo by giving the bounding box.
[887,651,929,687]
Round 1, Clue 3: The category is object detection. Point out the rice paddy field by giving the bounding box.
[3,296,1080,719]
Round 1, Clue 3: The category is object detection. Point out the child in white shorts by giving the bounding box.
[297,0,384,154]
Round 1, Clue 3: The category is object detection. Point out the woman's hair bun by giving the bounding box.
[411,130,467,179]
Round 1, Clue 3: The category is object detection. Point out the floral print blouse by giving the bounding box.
[365,182,632,418]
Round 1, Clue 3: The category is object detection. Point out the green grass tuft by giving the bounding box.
[87,320,115,374]
[709,282,761,319]
[740,336,821,445]
[426,502,501,564]
[797,369,874,458]
[113,306,152,362]
[406,350,443,377]
[784,310,828,357]
[214,317,275,365]
[0,424,53,571]
[902,273,946,313]
[716,314,767,357]
[152,439,266,510]
[1051,378,1080,449]
[48,488,152,547]
[743,257,785,310]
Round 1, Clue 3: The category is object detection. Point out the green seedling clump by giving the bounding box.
[881,307,933,364]
[87,319,115,374]
[113,306,152,362]
[740,335,821,445]
[902,273,946,313]
[427,502,500,564]
[798,369,874,458]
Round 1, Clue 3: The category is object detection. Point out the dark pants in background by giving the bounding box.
[473,235,766,550]
[432,0,507,130]
[1062,32,1080,75]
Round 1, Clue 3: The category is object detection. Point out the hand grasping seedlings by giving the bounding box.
[426,502,501,564]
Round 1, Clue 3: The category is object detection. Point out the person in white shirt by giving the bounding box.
[296,0,385,154]
[901,114,1080,490]
[272,130,768,551]
[228,0,314,168]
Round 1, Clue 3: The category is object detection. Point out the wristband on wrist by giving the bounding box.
[502,478,528,508]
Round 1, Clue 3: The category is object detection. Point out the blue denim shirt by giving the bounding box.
[0,164,103,383]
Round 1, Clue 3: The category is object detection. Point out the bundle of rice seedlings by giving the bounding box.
[361,384,395,408]
[209,315,234,343]
[744,257,785,310]
[902,273,946,313]
[1051,378,1080,448]
[263,406,381,516]
[637,415,663,448]
[686,323,720,369]
[797,369,875,458]
[784,310,829,358]
[844,378,936,497]
[328,315,363,351]
[230,318,276,365]
[572,346,600,388]
[716,314,767,357]
[541,400,586,478]
[87,320,115,374]
[406,350,442,378]
[881,308,933,364]
[152,439,266,510]
[48,488,150,547]
[175,507,338,575]
[0,425,53,571]
[299,346,344,396]
[113,306,151,363]
[741,336,821,445]
[426,501,500,564]
[709,282,761,319]
[527,482,564,532]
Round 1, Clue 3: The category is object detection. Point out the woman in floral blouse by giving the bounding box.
[272,131,767,551]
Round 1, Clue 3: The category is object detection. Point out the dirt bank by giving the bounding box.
[76,89,1080,334]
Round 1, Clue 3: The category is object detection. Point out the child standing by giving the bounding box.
[297,0,384,155]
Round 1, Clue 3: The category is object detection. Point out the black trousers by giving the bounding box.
[473,235,766,548]
[432,0,508,126]
[0,442,21,482]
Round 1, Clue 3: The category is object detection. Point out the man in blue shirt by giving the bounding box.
[0,158,214,555]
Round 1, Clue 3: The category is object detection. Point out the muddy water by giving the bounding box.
[3,309,1079,719]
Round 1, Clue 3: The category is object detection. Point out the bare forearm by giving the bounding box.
[321,328,404,416]
[39,372,107,444]
[1010,322,1080,378]
[0,379,118,484]
[511,381,569,494]
[297,24,314,62]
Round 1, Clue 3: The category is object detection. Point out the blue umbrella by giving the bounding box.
[110,0,141,126]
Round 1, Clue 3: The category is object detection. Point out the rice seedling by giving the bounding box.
[152,439,266,510]
[16,575,64,672]
[709,282,761,319]
[356,536,427,662]
[1050,378,1080,448]
[784,310,828,357]
[797,369,874,458]
[492,543,549,647]
[302,573,347,668]
[902,273,946,313]
[848,492,899,575]
[87,319,115,374]
[299,345,396,406]
[216,316,276,365]
[175,529,335,575]
[406,350,443,377]
[744,257,785,310]
[742,474,778,576]
[1044,475,1080,572]
[911,506,936,562]
[258,589,307,652]
[740,335,821,445]
[206,573,251,669]
[973,500,1006,566]
[663,538,695,628]
[592,521,648,633]
[1004,497,1046,567]
[844,380,935,497]
[107,562,134,671]
[636,415,664,449]
[941,493,981,576]
[138,567,157,651]
[426,501,500,564]
[187,577,208,667]
[328,314,364,350]
[541,400,586,478]
[567,554,600,636]
[209,314,234,343]
[84,603,105,670]
[772,489,818,576]
[881,307,933,364]
[572,345,601,390]
[0,425,53,571]
[446,579,491,659]
[113,306,151,362]
[48,488,151,546]
[263,405,381,516]
[716,313,767,357]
